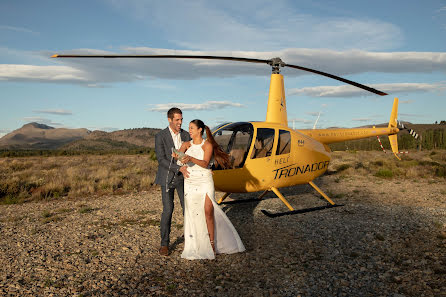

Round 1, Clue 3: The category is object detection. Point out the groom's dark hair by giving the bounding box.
[167,107,182,119]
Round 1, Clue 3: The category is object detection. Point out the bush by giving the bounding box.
[373,160,384,166]
[375,169,394,178]
[435,165,446,178]
[0,155,158,203]
[336,163,351,172]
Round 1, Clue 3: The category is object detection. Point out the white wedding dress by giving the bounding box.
[181,139,245,260]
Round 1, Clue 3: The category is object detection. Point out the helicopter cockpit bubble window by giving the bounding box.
[212,122,254,169]
[251,128,275,159]
[276,130,291,155]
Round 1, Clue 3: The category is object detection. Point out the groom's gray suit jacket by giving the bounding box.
[154,127,191,188]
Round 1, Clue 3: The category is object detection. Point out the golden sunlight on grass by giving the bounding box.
[1,150,445,204]
[0,155,157,204]
[329,150,446,179]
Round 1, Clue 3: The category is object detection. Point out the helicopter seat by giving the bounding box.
[252,139,273,158]
[229,149,246,168]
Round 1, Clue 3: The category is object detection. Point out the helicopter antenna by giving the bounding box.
[313,111,321,129]
[52,54,388,96]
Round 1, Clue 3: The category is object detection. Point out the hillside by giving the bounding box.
[85,128,160,148]
[1,121,444,153]
[0,124,161,151]
[0,123,90,150]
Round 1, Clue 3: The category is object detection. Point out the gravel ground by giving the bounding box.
[1,174,445,296]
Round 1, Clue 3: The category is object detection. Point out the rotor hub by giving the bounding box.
[268,57,285,74]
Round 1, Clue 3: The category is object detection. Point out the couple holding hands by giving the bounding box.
[154,107,245,260]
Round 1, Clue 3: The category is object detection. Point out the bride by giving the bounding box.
[174,119,245,260]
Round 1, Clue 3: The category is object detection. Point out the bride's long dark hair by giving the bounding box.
[190,119,231,169]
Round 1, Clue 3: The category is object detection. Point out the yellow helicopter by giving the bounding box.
[52,54,400,216]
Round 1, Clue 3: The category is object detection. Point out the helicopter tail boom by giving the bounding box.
[298,98,400,148]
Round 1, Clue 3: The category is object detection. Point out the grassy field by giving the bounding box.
[0,150,445,204]
[329,150,446,179]
[0,155,157,204]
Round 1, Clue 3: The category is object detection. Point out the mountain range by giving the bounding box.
[0,123,161,150]
[1,121,443,151]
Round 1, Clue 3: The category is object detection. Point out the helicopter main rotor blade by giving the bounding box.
[51,54,387,96]
[284,63,387,96]
[52,54,269,64]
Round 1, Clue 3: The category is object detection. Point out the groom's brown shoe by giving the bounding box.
[159,246,169,256]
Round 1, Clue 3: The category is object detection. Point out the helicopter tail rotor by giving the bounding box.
[398,121,419,140]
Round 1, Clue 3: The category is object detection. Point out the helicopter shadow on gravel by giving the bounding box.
[217,172,335,254]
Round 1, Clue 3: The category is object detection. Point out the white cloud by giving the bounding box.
[148,101,245,112]
[86,84,107,88]
[22,117,63,127]
[87,126,119,132]
[352,118,373,122]
[33,109,73,115]
[288,118,312,124]
[0,64,89,83]
[0,47,55,65]
[2,48,446,87]
[0,25,39,35]
[0,129,10,139]
[280,49,446,76]
[306,111,323,116]
[288,82,446,97]
[399,113,427,118]
[106,0,402,51]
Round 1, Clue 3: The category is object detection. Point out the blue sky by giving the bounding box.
[1,0,445,137]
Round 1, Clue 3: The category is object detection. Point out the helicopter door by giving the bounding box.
[250,128,276,159]
[212,122,254,169]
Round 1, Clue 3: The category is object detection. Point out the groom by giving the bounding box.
[154,107,190,256]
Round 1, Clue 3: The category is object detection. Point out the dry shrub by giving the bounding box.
[0,155,158,203]
[405,167,419,178]
[331,150,445,180]
[2,150,443,204]
[375,168,394,178]
[140,175,154,190]
[336,163,351,172]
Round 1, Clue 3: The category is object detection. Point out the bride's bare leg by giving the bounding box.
[204,194,215,253]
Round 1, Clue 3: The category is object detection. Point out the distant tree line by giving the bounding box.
[0,148,157,160]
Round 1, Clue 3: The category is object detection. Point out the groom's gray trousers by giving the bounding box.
[160,182,185,247]
[154,127,190,247]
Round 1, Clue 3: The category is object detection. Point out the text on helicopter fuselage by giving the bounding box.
[273,161,330,179]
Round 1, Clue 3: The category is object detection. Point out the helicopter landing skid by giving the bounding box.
[217,189,269,205]
[221,198,263,204]
[261,204,343,218]
[261,183,342,217]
